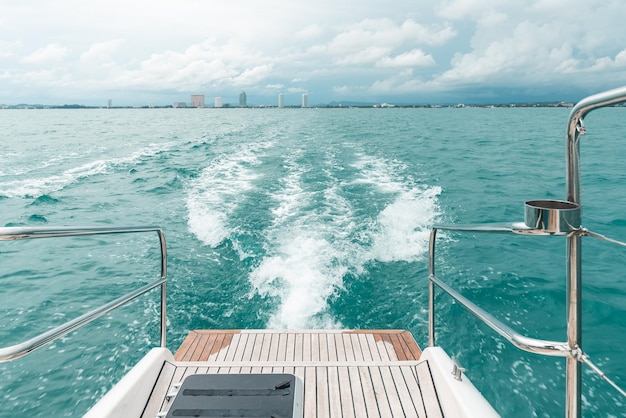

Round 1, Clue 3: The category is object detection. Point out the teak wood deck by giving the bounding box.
[143,330,444,418]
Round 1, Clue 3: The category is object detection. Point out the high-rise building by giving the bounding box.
[278,93,284,108]
[107,99,112,108]
[239,91,247,107]
[302,94,308,108]
[191,95,205,108]
[214,97,223,108]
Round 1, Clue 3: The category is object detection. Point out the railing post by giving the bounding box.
[157,229,167,348]
[565,233,582,417]
[562,87,626,417]
[428,228,437,347]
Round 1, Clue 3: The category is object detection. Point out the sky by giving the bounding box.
[2,0,626,106]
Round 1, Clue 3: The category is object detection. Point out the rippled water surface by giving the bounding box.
[1,107,625,416]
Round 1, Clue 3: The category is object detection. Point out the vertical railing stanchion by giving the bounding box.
[157,229,167,348]
[561,86,626,418]
[428,228,437,347]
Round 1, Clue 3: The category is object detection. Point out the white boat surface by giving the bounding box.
[3,86,626,417]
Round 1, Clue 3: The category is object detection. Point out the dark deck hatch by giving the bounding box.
[165,373,301,417]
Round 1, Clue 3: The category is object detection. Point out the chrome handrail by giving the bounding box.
[0,226,167,362]
[428,86,626,418]
[429,226,571,358]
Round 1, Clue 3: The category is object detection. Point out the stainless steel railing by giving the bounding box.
[428,224,574,356]
[0,226,167,362]
[428,85,626,418]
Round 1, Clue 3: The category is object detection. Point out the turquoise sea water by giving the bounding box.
[0,107,625,417]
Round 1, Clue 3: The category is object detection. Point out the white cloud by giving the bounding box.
[337,46,391,66]
[80,39,126,65]
[286,87,307,94]
[0,41,21,59]
[233,65,274,86]
[21,44,69,64]
[377,50,435,68]
[438,0,511,20]
[2,0,626,104]
[295,24,327,42]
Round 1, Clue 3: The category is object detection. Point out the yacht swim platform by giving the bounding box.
[140,329,438,418]
[86,328,496,417]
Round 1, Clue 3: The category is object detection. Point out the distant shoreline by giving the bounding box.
[1,102,603,110]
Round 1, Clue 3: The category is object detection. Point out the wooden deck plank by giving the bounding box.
[241,332,256,361]
[416,361,444,418]
[335,332,347,361]
[217,333,238,361]
[380,333,398,361]
[311,333,320,362]
[294,332,304,362]
[173,331,197,361]
[342,333,356,362]
[319,333,329,362]
[277,333,288,361]
[303,333,312,362]
[327,366,342,418]
[268,332,280,361]
[391,365,419,418]
[223,333,242,361]
[250,332,264,361]
[401,365,427,418]
[378,364,405,417]
[365,333,383,361]
[316,366,330,418]
[187,332,209,362]
[228,332,246,362]
[359,334,373,361]
[286,333,296,362]
[338,366,355,418]
[359,367,380,418]
[304,367,317,418]
[400,330,422,360]
[350,334,364,362]
[259,332,273,361]
[367,366,393,417]
[373,334,391,361]
[197,332,219,361]
[348,366,367,417]
[206,332,226,361]
[326,333,338,362]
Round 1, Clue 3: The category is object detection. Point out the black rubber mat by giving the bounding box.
[165,373,297,417]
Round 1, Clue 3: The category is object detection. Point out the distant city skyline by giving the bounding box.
[2,1,626,106]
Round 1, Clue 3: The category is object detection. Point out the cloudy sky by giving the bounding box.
[2,0,626,106]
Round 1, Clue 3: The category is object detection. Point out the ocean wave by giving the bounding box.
[0,142,178,199]
[29,194,60,206]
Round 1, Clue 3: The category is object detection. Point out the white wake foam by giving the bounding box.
[186,143,269,247]
[248,151,441,329]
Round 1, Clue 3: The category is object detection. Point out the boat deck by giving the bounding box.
[143,330,444,418]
